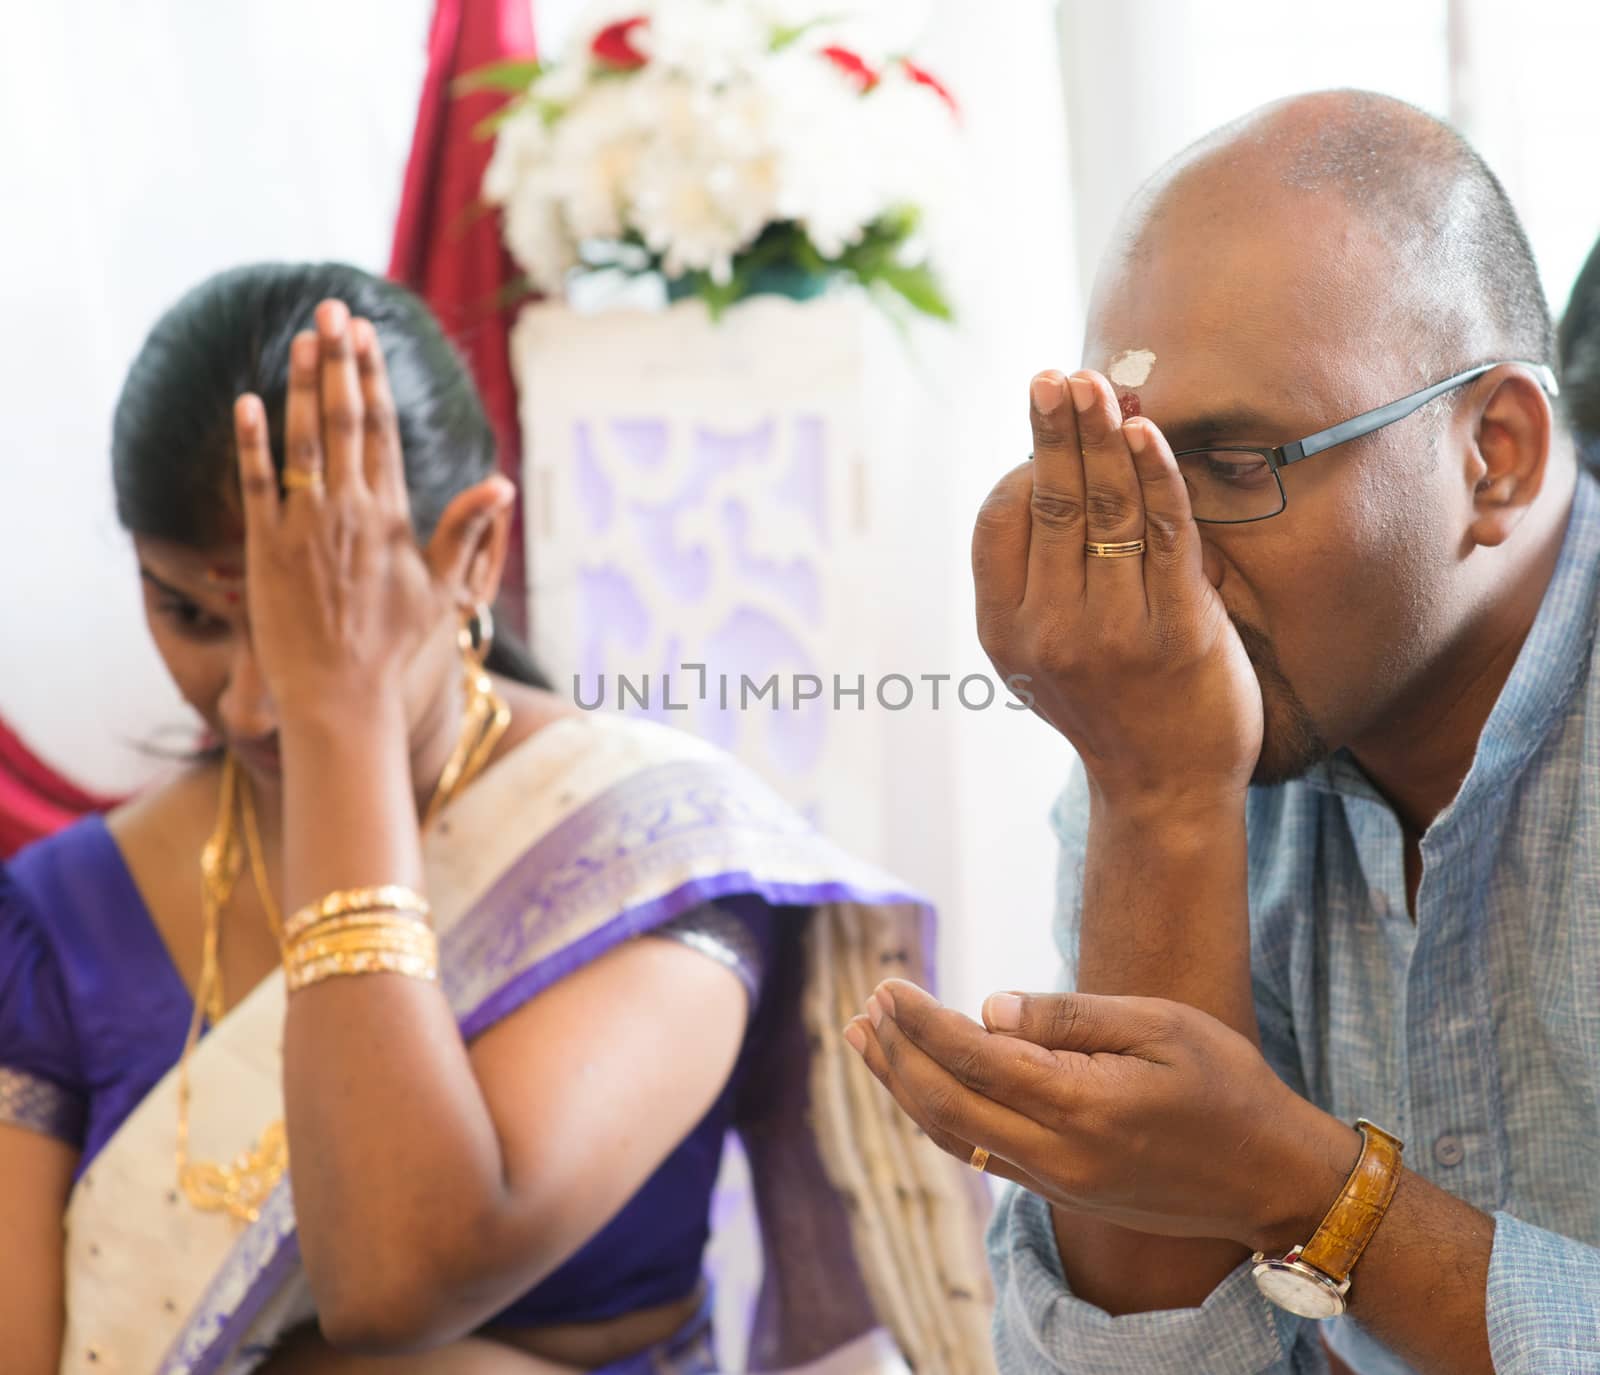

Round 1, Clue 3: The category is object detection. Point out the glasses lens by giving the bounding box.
[1176,449,1284,522]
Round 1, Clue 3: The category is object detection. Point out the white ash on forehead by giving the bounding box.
[1108,349,1156,387]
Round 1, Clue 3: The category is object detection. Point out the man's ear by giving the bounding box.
[1465,367,1554,549]
[425,477,516,608]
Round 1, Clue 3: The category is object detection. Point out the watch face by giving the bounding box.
[1251,1260,1348,1319]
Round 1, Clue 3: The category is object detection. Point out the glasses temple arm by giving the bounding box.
[1287,361,1558,466]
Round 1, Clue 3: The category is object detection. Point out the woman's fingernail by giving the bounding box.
[1067,375,1096,414]
[1124,419,1149,456]
[984,993,1023,1031]
[319,300,349,337]
[866,994,885,1029]
[1031,373,1064,415]
[234,395,261,431]
[292,332,319,371]
[843,1022,867,1054]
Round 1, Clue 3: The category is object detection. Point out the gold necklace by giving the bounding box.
[175,666,511,1225]
[175,753,289,1224]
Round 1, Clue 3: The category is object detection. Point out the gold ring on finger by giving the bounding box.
[282,468,325,494]
[1084,539,1145,559]
[969,1145,991,1172]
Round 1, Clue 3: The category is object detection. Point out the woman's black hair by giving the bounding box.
[112,261,549,688]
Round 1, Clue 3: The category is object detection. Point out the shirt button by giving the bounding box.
[1433,1134,1465,1167]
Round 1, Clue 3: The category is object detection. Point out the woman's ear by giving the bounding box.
[425,477,517,608]
[1466,368,1554,549]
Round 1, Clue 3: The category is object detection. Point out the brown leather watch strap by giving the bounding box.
[1299,1118,1405,1281]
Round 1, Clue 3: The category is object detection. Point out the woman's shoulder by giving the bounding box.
[8,813,121,908]
[104,755,217,832]
[0,857,49,943]
[0,861,88,1137]
[493,680,587,751]
[11,762,212,947]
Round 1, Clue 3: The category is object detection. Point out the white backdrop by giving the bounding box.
[1057,0,1600,316]
[0,0,431,793]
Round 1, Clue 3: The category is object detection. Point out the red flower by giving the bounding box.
[822,45,878,93]
[902,58,958,116]
[593,16,649,69]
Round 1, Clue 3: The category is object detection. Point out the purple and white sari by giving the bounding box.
[50,715,993,1375]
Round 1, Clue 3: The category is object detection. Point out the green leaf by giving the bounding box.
[770,14,848,51]
[868,261,954,321]
[453,57,544,96]
[491,274,537,312]
[472,93,531,140]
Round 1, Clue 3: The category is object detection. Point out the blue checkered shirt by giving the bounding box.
[989,472,1600,1374]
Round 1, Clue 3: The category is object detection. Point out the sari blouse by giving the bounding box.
[0,816,778,1328]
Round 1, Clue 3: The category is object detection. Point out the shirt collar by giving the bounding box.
[1302,470,1600,807]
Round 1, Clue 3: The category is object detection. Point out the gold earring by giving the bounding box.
[458,603,494,668]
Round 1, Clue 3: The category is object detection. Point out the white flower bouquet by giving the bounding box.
[474,1,959,319]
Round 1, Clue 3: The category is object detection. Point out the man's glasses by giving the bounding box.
[1174,361,1560,524]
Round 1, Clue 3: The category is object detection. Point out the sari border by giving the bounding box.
[459,872,931,1041]
[0,1065,85,1145]
[444,756,934,1037]
[155,1186,302,1375]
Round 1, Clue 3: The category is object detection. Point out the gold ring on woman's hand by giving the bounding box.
[282,468,325,493]
[969,1145,991,1172]
[1084,539,1145,559]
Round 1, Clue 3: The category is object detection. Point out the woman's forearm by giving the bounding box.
[276,707,521,1348]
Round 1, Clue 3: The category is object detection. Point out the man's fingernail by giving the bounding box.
[1124,419,1148,456]
[866,994,885,1029]
[985,993,1023,1031]
[842,1022,867,1054]
[1031,373,1064,415]
[1067,375,1095,414]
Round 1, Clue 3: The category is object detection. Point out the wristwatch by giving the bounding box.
[1250,1117,1404,1319]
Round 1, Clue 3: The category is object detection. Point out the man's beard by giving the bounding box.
[1231,614,1332,786]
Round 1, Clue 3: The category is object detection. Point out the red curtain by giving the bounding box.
[0,717,118,858]
[389,0,539,640]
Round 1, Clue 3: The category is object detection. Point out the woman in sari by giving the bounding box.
[0,265,992,1375]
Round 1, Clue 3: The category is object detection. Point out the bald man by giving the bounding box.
[842,91,1600,1373]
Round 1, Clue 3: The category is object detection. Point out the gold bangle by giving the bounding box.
[287,925,437,968]
[283,885,431,946]
[289,935,437,972]
[286,921,436,966]
[287,948,439,994]
[288,951,438,988]
[284,909,432,954]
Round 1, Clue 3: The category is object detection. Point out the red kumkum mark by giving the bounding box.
[1117,390,1142,421]
[205,564,244,605]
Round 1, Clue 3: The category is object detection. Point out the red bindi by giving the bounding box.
[1117,390,1142,421]
[204,563,244,605]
